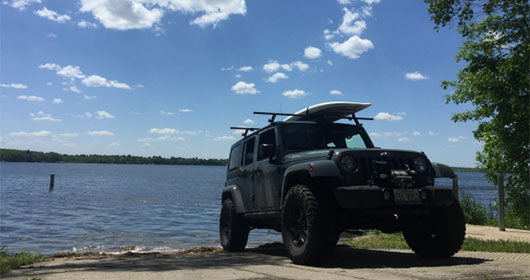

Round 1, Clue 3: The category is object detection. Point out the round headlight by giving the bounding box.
[414,157,428,173]
[340,155,357,173]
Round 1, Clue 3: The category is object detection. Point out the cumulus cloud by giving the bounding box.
[413,131,421,136]
[53,98,63,104]
[82,75,131,89]
[17,95,45,102]
[291,61,309,71]
[57,65,85,79]
[362,0,380,4]
[35,7,71,23]
[243,119,254,124]
[231,81,259,95]
[266,72,288,83]
[160,110,174,116]
[88,130,114,136]
[60,133,79,137]
[338,8,366,35]
[9,0,41,10]
[79,0,246,30]
[323,29,334,40]
[428,131,439,136]
[84,95,96,100]
[94,110,115,119]
[214,135,235,141]
[330,90,343,95]
[0,83,27,89]
[238,66,253,72]
[78,19,98,28]
[374,112,403,121]
[282,89,308,99]
[179,109,193,113]
[263,60,290,73]
[397,137,410,142]
[39,63,61,71]
[220,66,234,71]
[329,35,374,59]
[8,130,51,137]
[69,85,81,94]
[448,136,466,143]
[149,128,178,135]
[304,46,322,59]
[29,111,61,122]
[404,71,428,81]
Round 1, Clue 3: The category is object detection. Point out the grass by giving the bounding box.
[345,230,530,254]
[0,246,44,274]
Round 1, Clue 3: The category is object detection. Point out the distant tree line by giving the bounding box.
[0,149,228,166]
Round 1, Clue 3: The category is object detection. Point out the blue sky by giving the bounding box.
[1,0,481,166]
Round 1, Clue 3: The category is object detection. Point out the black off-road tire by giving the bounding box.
[220,199,249,252]
[402,199,466,258]
[281,185,336,265]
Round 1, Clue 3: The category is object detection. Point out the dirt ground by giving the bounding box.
[4,225,530,280]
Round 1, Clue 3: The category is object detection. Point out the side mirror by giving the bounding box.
[260,143,275,158]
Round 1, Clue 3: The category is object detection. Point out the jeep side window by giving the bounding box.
[228,143,242,170]
[257,128,276,161]
[345,134,366,149]
[243,137,256,166]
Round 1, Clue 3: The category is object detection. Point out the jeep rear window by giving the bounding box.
[228,144,242,170]
[280,123,369,153]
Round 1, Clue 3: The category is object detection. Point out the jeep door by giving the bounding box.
[239,136,258,212]
[253,127,282,212]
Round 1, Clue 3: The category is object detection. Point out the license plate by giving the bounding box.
[393,189,421,204]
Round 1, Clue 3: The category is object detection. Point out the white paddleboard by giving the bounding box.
[284,101,371,122]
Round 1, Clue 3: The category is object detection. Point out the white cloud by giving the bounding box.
[214,136,235,141]
[109,142,120,147]
[291,61,309,71]
[78,19,98,28]
[85,112,93,118]
[46,82,53,86]
[238,66,253,72]
[179,108,193,113]
[79,0,246,30]
[362,0,380,4]
[9,0,41,10]
[397,137,410,142]
[428,131,439,136]
[17,95,45,102]
[57,65,85,79]
[94,110,115,119]
[337,0,350,4]
[330,89,343,95]
[8,130,51,137]
[160,110,174,116]
[53,98,63,104]
[35,7,71,23]
[88,130,114,136]
[282,89,308,99]
[362,6,373,17]
[327,60,333,66]
[266,72,288,83]
[39,63,62,71]
[405,71,428,81]
[323,29,334,40]
[1,83,27,89]
[220,66,234,71]
[47,32,57,38]
[397,112,407,116]
[60,133,79,137]
[82,75,131,89]
[243,118,254,124]
[231,81,259,95]
[29,111,61,122]
[413,131,421,136]
[329,35,374,59]
[338,8,366,35]
[304,46,322,59]
[149,128,178,135]
[263,60,286,73]
[84,95,96,100]
[235,74,242,78]
[374,112,403,121]
[369,132,382,138]
[448,136,466,143]
[69,85,81,94]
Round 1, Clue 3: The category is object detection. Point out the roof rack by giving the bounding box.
[345,114,374,126]
[230,126,260,137]
[253,111,308,123]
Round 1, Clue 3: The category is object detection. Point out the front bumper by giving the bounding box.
[333,185,454,209]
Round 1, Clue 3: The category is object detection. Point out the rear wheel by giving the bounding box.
[220,199,249,252]
[402,199,466,258]
[281,185,336,265]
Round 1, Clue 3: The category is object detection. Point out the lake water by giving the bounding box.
[0,162,497,255]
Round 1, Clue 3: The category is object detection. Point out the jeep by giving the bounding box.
[219,102,465,265]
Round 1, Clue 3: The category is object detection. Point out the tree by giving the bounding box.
[424,0,529,227]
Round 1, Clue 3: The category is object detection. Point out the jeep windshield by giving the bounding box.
[279,122,373,153]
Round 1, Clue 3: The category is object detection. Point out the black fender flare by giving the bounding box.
[280,160,341,203]
[431,162,456,178]
[222,185,246,213]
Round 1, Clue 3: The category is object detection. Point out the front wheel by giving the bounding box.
[220,199,249,252]
[281,185,336,265]
[402,199,466,258]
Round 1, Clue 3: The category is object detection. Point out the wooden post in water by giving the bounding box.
[498,173,505,231]
[49,173,55,191]
[452,175,459,199]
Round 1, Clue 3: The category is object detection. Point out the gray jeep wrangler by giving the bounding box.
[219,104,465,265]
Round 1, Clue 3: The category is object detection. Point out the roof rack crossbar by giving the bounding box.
[253,111,307,123]
[345,114,374,125]
[230,126,260,137]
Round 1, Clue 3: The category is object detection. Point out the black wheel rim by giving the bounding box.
[287,207,308,247]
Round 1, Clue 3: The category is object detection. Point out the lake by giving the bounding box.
[0,162,497,255]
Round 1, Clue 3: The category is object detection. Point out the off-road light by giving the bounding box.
[413,157,428,173]
[340,155,357,173]
[383,190,391,200]
[420,190,428,200]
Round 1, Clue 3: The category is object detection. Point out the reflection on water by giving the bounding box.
[0,162,493,255]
